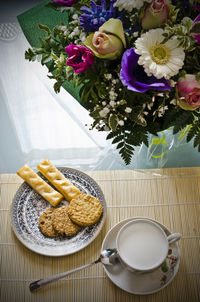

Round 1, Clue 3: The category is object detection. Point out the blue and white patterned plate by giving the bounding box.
[10,167,106,256]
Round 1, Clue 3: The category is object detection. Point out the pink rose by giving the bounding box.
[177,74,200,111]
[84,19,126,60]
[92,31,123,55]
[142,0,169,30]
[65,44,95,73]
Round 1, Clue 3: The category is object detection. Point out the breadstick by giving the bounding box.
[37,159,81,201]
[17,165,63,206]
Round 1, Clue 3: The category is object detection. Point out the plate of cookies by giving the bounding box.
[10,159,106,256]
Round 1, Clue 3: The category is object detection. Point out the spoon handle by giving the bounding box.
[30,258,100,291]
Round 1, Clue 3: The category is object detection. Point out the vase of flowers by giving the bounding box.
[25,0,200,164]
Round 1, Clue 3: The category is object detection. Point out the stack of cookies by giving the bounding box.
[38,193,103,237]
[17,159,103,238]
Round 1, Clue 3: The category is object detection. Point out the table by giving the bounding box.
[0,168,200,301]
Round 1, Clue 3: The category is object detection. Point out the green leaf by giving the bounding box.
[25,49,36,61]
[53,81,63,93]
[125,144,134,151]
[116,141,124,149]
[57,6,74,12]
[112,135,124,144]
[90,109,101,119]
[191,22,200,34]
[106,130,121,140]
[194,132,200,148]
[173,112,194,134]
[48,60,55,73]
[178,125,192,140]
[41,54,52,64]
[186,125,196,142]
[108,114,119,131]
[118,145,133,165]
[39,37,51,51]
[49,38,58,49]
[38,24,51,37]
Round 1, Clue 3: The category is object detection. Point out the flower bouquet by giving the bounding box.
[25,0,200,164]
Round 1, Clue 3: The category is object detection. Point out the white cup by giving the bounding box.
[116,218,181,272]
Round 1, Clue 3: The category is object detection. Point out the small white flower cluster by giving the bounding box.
[138,113,147,124]
[114,0,151,11]
[104,73,120,102]
[153,105,169,117]
[68,15,86,43]
[104,73,112,80]
[125,107,132,113]
[58,25,69,36]
[69,26,80,39]
[99,106,110,118]
[118,120,124,126]
[143,99,154,111]
[109,89,118,102]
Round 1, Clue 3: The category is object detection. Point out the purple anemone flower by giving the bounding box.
[192,13,200,44]
[120,48,171,93]
[194,4,200,11]
[80,0,120,32]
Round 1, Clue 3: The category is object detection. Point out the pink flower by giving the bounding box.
[65,44,95,73]
[177,74,200,111]
[52,0,76,6]
[92,31,123,55]
[84,19,126,60]
[141,0,169,30]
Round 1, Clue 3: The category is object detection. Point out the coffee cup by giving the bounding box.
[116,218,181,272]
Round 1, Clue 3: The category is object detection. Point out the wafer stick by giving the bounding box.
[17,165,63,206]
[37,159,81,201]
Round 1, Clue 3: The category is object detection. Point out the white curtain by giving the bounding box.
[0,22,127,173]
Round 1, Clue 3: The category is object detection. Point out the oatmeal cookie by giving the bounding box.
[67,194,103,226]
[38,208,58,237]
[52,206,81,236]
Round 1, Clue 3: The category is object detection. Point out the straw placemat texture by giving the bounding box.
[0,168,200,302]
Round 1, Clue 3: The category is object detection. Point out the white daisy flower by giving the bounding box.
[135,28,185,80]
[114,0,151,11]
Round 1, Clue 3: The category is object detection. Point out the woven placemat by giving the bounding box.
[0,168,200,301]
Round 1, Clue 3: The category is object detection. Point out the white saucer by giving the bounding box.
[102,217,180,295]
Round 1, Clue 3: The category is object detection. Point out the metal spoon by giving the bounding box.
[29,248,118,291]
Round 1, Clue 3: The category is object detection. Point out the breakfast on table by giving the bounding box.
[17,159,103,238]
[13,158,182,295]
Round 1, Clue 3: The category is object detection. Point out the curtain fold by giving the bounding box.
[0,23,120,173]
